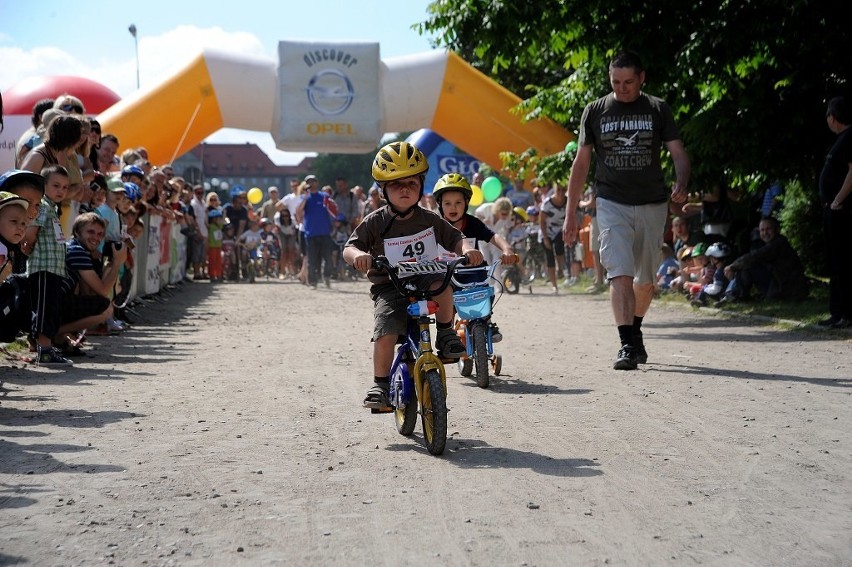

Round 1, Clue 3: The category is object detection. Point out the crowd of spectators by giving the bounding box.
[1,92,842,370]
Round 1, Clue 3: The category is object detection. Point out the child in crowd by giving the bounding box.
[691,242,731,307]
[96,183,131,248]
[668,245,694,293]
[656,243,680,292]
[432,173,518,342]
[259,218,280,276]
[238,218,263,279]
[221,222,237,281]
[112,185,143,322]
[22,165,72,364]
[207,210,224,282]
[0,169,45,224]
[683,242,714,299]
[95,182,133,332]
[0,192,29,270]
[506,206,534,290]
[331,213,350,277]
[343,143,483,411]
[0,192,31,342]
[275,208,298,278]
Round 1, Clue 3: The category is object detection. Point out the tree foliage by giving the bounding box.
[418,0,851,271]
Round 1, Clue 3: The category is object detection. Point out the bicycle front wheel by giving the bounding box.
[472,321,490,389]
[503,268,520,294]
[420,369,448,456]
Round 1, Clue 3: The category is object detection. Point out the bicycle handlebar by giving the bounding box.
[373,255,470,299]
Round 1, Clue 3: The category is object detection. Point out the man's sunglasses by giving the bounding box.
[60,104,84,113]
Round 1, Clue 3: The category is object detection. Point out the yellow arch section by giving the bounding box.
[98,48,571,169]
[431,52,570,167]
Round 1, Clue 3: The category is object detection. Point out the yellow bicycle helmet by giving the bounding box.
[432,173,473,203]
[512,206,529,222]
[371,142,429,183]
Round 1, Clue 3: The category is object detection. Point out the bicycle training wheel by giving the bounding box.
[472,321,490,389]
[492,354,502,376]
[457,357,473,377]
[420,369,448,456]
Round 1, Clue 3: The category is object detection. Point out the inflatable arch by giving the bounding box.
[98,46,571,170]
[2,45,572,173]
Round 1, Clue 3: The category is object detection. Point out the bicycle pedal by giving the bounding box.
[370,407,393,414]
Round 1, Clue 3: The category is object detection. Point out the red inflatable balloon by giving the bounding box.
[2,76,121,115]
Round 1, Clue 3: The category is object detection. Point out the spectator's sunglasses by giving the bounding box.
[60,103,84,113]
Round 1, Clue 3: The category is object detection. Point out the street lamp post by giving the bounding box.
[128,24,140,89]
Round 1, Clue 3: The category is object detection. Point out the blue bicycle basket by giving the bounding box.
[453,286,493,319]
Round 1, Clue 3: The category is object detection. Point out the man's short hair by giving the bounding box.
[610,50,643,73]
[72,212,107,238]
[827,96,851,125]
[759,215,780,230]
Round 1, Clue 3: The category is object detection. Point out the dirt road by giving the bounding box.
[1,278,850,566]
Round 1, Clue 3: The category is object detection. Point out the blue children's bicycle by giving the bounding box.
[452,261,503,389]
[372,255,469,456]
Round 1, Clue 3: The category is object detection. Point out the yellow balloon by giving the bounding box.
[247,187,263,205]
[469,184,484,207]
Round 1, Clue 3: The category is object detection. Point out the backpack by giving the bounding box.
[0,259,29,343]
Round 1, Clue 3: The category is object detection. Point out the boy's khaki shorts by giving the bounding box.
[596,199,668,285]
[370,275,443,341]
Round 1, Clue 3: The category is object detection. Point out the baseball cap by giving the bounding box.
[0,169,45,193]
[0,191,30,213]
[304,174,317,182]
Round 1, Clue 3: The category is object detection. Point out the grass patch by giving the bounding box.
[538,271,845,330]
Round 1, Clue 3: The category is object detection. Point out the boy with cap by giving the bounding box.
[0,192,30,279]
[0,191,31,342]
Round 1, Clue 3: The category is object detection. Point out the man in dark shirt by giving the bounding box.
[564,51,690,370]
[817,96,852,328]
[721,216,808,304]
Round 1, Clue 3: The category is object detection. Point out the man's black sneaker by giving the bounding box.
[613,345,638,370]
[634,334,648,364]
[36,347,73,366]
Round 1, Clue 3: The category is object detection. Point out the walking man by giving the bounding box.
[564,51,690,370]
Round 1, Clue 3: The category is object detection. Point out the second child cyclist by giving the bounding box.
[432,172,518,342]
[343,142,483,411]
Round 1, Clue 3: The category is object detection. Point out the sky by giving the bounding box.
[0,0,438,165]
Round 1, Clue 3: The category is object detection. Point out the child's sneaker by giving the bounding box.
[489,322,503,343]
[435,328,466,358]
[37,346,73,366]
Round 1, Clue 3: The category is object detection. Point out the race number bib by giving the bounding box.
[52,220,67,243]
[383,227,440,264]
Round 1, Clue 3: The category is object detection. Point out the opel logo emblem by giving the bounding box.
[306,69,355,116]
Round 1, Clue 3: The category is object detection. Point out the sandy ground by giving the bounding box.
[1,276,851,566]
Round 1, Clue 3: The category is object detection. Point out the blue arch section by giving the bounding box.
[406,129,482,194]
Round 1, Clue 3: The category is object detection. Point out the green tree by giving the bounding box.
[310,150,378,190]
[418,0,850,272]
